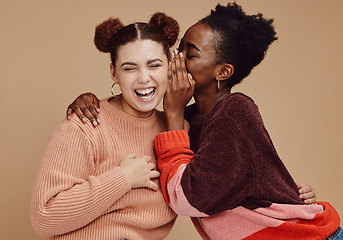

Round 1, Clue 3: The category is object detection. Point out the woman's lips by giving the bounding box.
[134,87,156,101]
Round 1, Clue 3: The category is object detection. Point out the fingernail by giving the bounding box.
[92,120,98,126]
[82,118,87,123]
[171,52,175,58]
[97,118,101,123]
[179,52,183,58]
[188,73,192,79]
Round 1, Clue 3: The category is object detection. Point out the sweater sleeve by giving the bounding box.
[30,120,131,236]
[155,114,255,216]
[154,130,193,204]
[155,130,208,217]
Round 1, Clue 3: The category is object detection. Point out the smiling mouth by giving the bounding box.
[134,87,156,101]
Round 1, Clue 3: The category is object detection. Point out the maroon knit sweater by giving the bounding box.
[182,92,303,215]
[154,92,340,240]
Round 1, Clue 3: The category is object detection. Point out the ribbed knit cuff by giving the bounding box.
[97,167,131,203]
[155,130,190,156]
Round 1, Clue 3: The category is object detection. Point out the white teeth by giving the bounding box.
[134,87,156,101]
[135,88,154,95]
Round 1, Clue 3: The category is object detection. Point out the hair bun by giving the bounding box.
[149,12,179,47]
[94,18,124,53]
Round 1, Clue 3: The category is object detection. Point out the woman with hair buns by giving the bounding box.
[65,2,342,240]
[30,13,182,240]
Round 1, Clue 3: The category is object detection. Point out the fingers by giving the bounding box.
[68,102,100,127]
[150,170,160,179]
[176,52,188,86]
[146,171,160,191]
[301,195,316,204]
[66,106,74,120]
[142,157,160,191]
[169,50,190,89]
[70,104,89,123]
[299,189,316,200]
[298,183,316,204]
[143,155,152,163]
[66,93,101,127]
[167,61,172,81]
[84,102,100,126]
[297,183,312,194]
[170,52,177,89]
[146,181,159,191]
[146,163,160,191]
[300,189,316,204]
[93,96,101,114]
[188,73,196,91]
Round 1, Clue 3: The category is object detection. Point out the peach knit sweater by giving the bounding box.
[31,98,176,240]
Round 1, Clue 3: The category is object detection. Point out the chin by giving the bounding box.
[136,101,158,112]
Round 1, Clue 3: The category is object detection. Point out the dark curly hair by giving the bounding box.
[94,12,180,67]
[199,2,278,88]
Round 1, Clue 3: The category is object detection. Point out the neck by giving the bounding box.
[194,86,231,115]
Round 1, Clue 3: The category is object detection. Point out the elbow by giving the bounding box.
[30,205,68,237]
[31,214,55,237]
[31,211,56,237]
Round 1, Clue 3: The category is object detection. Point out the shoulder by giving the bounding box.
[97,97,124,124]
[99,97,115,115]
[214,92,259,118]
[57,114,96,141]
[221,92,256,111]
[209,92,263,130]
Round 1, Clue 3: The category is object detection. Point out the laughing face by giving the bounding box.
[111,40,168,118]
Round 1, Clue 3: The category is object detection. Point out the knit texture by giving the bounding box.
[31,98,176,240]
[155,92,340,240]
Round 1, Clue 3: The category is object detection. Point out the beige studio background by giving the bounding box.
[1,0,342,239]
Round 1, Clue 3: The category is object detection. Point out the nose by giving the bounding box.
[137,69,151,84]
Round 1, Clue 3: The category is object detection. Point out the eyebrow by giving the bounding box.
[120,58,163,67]
[186,42,201,52]
[121,62,136,67]
[147,58,163,64]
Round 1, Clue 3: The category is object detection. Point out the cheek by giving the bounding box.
[117,74,132,87]
[150,69,168,94]
[158,74,168,93]
[185,61,197,76]
[186,61,205,81]
[156,68,168,84]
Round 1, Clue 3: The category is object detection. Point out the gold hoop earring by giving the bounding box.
[111,83,118,98]
[217,80,220,91]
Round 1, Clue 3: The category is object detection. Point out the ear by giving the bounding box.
[110,63,119,84]
[216,64,234,81]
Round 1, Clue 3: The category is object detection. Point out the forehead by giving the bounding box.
[183,23,215,51]
[117,40,166,62]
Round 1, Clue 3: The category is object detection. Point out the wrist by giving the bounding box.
[166,115,184,131]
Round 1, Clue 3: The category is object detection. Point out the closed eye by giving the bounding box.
[186,52,196,59]
[123,67,137,71]
[149,64,162,68]
[121,62,137,71]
